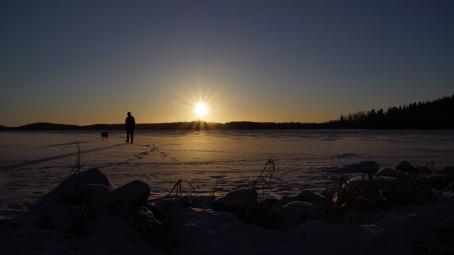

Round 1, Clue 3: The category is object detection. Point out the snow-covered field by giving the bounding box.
[1,130,454,219]
[2,130,454,255]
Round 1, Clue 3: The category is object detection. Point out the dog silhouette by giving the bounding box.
[101,131,109,140]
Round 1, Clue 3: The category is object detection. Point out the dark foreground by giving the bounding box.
[2,161,454,255]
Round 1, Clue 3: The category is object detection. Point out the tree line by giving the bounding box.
[330,95,454,129]
[2,95,453,130]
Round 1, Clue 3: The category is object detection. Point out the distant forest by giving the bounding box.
[1,95,453,130]
[329,95,454,129]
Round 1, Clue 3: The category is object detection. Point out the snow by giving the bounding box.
[2,130,454,212]
[1,130,454,254]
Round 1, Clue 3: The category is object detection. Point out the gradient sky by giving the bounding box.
[1,0,453,126]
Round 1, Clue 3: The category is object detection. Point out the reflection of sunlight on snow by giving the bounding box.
[1,130,454,203]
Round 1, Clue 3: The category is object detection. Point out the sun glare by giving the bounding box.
[194,102,208,119]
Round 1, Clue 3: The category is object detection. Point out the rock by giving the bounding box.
[347,174,396,190]
[213,188,258,220]
[152,197,190,212]
[37,168,112,232]
[279,201,321,225]
[213,188,258,210]
[37,202,86,232]
[254,200,286,230]
[128,206,177,254]
[347,175,373,188]
[396,161,416,173]
[376,167,400,178]
[339,161,379,174]
[427,175,454,190]
[359,161,380,173]
[439,166,454,176]
[42,168,112,206]
[190,195,216,209]
[92,180,150,216]
[78,184,111,203]
[297,190,327,206]
[438,181,454,199]
[151,197,193,223]
[274,195,299,208]
[423,218,454,254]
[258,196,279,208]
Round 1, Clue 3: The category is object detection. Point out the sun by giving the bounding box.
[194,102,208,119]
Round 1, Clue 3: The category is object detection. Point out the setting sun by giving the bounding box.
[194,102,208,118]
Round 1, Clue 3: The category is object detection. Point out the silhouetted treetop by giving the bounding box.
[2,95,453,130]
[334,95,454,129]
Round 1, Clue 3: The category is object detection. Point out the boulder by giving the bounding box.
[439,166,454,176]
[152,197,190,212]
[347,175,395,190]
[78,183,111,202]
[151,196,193,223]
[213,188,258,210]
[213,188,258,220]
[396,161,416,173]
[423,218,454,254]
[129,207,179,255]
[42,168,112,207]
[254,200,286,230]
[37,168,112,232]
[347,175,373,188]
[258,196,279,208]
[92,180,150,216]
[274,195,299,208]
[279,201,321,225]
[339,161,379,174]
[376,167,400,178]
[190,195,216,209]
[128,206,176,253]
[37,202,86,232]
[297,190,327,206]
[427,175,454,190]
[438,181,454,199]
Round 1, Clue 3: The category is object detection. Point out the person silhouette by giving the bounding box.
[125,112,136,144]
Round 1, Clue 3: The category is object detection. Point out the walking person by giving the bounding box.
[125,112,136,144]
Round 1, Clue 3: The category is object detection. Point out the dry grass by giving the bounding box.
[329,161,437,214]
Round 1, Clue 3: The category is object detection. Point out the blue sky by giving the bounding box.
[1,0,453,125]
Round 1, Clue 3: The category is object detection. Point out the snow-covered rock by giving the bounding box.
[92,180,150,216]
[438,181,454,199]
[213,188,257,210]
[190,195,216,209]
[129,207,176,254]
[297,190,326,206]
[427,174,454,190]
[423,217,454,254]
[37,168,113,232]
[41,168,112,207]
[275,195,299,208]
[37,201,86,232]
[396,161,416,172]
[439,166,454,176]
[339,161,379,174]
[258,196,279,208]
[347,174,396,189]
[79,183,111,202]
[213,188,258,220]
[347,175,373,188]
[280,201,322,225]
[376,167,400,178]
[254,196,286,230]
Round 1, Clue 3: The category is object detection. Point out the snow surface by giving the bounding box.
[1,130,454,254]
[1,130,454,219]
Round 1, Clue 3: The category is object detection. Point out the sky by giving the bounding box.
[0,0,453,126]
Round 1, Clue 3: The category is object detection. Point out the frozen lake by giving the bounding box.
[1,130,454,218]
